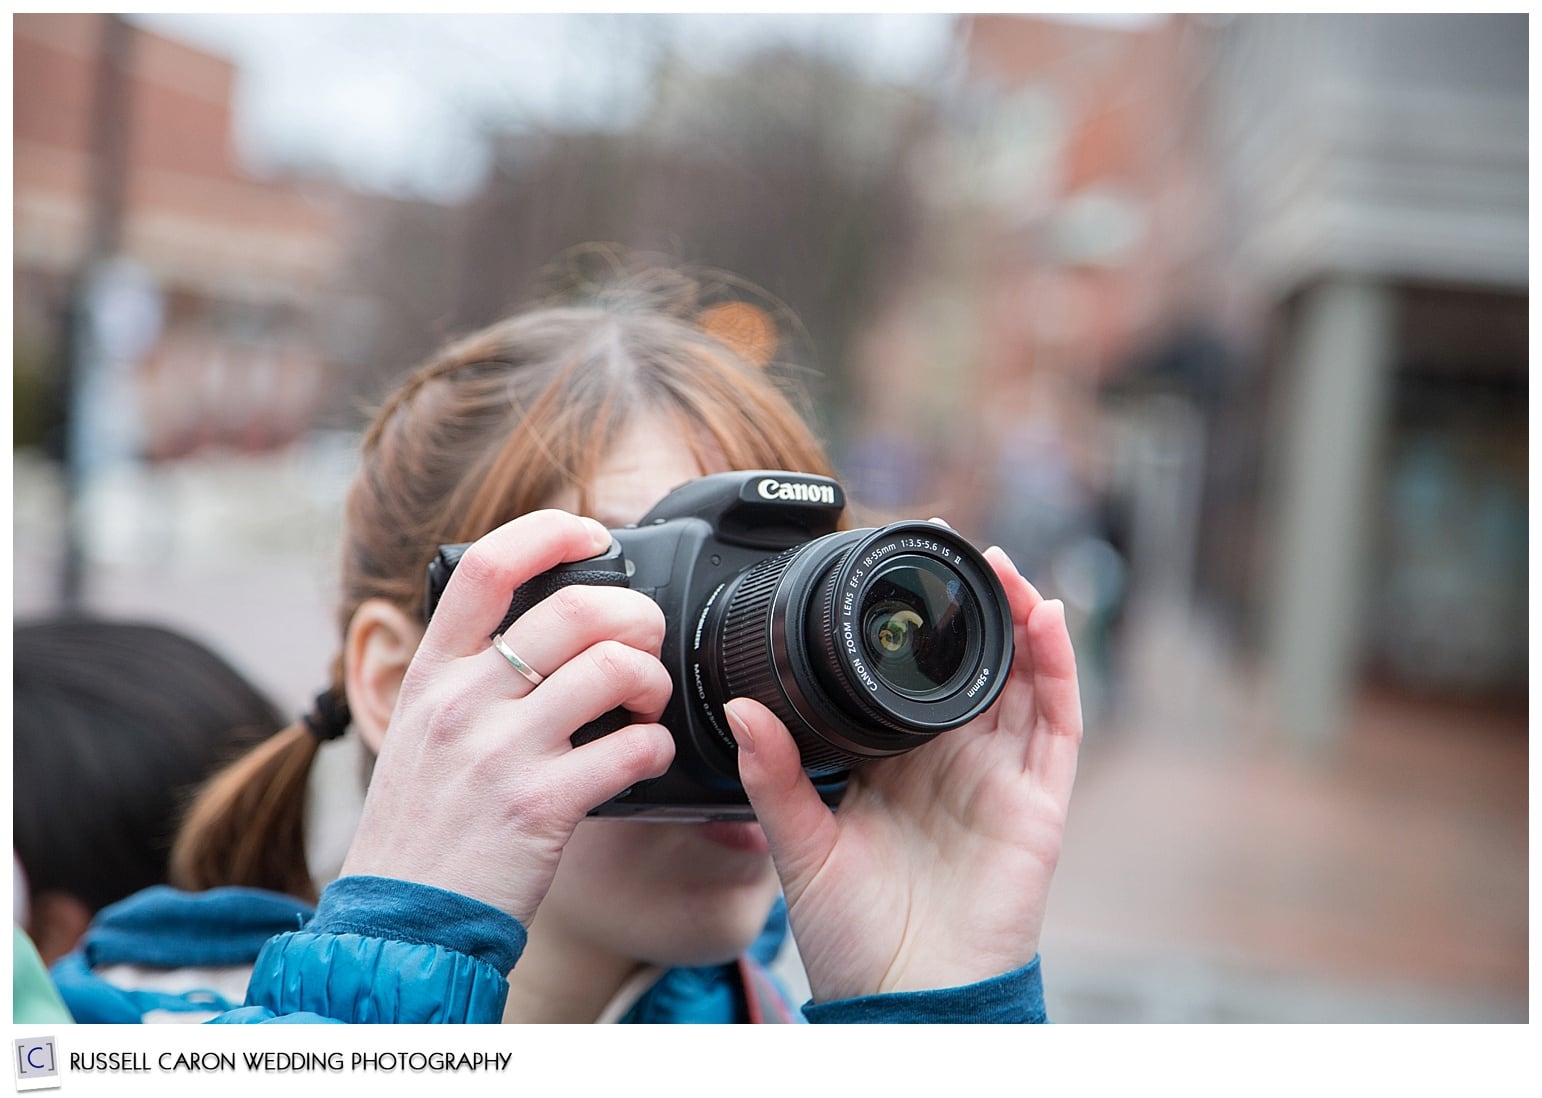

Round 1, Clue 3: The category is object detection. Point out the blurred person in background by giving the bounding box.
[13,618,284,971]
[52,254,1083,1024]
[14,858,73,1023]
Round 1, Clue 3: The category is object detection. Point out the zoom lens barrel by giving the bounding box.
[704,522,1013,777]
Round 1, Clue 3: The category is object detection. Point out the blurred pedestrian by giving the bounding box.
[14,857,73,1023]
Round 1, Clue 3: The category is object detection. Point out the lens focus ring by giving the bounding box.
[719,547,869,776]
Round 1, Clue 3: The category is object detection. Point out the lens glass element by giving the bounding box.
[858,557,976,696]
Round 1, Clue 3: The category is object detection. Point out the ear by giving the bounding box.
[29,890,93,966]
[345,598,425,756]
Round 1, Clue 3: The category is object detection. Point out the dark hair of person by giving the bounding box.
[13,618,284,913]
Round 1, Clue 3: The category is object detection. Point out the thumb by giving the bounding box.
[724,697,840,892]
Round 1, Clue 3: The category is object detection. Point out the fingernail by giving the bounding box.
[986,545,1022,577]
[724,701,755,754]
[582,517,612,550]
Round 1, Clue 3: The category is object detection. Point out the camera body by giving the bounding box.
[425,471,1013,821]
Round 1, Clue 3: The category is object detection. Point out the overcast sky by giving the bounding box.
[131,14,960,202]
[132,13,1163,204]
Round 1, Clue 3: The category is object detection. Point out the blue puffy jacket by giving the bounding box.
[54,876,1047,1024]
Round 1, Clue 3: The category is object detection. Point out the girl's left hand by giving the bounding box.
[726,545,1082,1003]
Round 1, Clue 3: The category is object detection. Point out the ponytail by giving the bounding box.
[169,722,322,902]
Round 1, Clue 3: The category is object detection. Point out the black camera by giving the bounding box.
[425,471,1014,821]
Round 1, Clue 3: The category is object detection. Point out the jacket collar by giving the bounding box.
[79,885,314,969]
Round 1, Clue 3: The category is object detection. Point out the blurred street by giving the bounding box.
[1042,601,1528,1022]
[12,449,346,719]
[14,451,1528,1023]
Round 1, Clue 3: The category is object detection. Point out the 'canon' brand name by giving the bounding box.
[756,478,836,504]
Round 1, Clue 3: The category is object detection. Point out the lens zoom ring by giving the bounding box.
[721,549,857,777]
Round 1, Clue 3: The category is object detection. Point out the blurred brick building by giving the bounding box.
[13,13,348,460]
[842,15,1224,722]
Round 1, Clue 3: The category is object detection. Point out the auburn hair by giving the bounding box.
[170,257,834,899]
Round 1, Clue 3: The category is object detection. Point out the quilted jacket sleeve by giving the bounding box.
[222,876,525,1024]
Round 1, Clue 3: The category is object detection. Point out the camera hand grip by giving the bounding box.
[425,541,634,753]
[426,541,629,637]
[504,560,634,749]
[499,560,630,637]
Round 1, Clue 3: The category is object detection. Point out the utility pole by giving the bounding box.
[57,13,135,608]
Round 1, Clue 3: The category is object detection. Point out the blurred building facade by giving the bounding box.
[13,13,348,461]
[1205,13,1528,746]
[878,13,1528,749]
[850,14,1234,724]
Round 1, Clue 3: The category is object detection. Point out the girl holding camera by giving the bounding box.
[52,259,1083,1024]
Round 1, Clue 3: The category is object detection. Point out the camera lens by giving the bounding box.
[859,558,976,697]
[704,522,1013,777]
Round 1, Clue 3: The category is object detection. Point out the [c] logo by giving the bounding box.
[13,1038,60,1091]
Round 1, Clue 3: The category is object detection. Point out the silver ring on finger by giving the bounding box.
[491,632,545,687]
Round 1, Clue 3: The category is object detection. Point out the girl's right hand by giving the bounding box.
[339,510,676,927]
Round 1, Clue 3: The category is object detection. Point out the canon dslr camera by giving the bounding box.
[426,471,1014,821]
